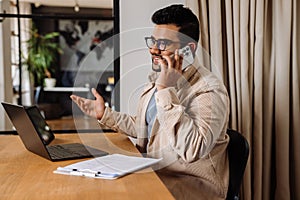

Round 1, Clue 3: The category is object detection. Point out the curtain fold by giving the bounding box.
[261,1,274,200]
[187,0,300,199]
[291,2,300,200]
[253,0,264,199]
[273,2,292,199]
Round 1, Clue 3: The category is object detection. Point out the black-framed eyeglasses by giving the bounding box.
[144,36,181,51]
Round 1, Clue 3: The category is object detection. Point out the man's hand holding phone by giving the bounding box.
[155,49,182,90]
[155,45,194,90]
[152,45,194,72]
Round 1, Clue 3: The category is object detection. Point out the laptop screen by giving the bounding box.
[26,106,55,145]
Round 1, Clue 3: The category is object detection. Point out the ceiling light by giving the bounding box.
[34,2,41,8]
[74,0,80,12]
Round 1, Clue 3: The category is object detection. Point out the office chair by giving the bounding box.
[226,129,250,200]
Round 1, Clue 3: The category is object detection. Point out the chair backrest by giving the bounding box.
[226,129,250,200]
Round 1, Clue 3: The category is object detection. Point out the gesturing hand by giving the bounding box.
[70,88,105,120]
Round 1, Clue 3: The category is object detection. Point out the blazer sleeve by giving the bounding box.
[98,107,138,138]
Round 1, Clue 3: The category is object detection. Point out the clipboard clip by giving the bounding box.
[57,167,101,177]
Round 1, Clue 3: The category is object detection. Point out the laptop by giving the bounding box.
[1,102,108,161]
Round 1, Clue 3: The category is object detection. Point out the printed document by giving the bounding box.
[54,154,162,179]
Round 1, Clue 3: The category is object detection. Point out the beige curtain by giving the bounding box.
[186,0,300,199]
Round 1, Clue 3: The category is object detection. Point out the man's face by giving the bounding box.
[149,24,181,67]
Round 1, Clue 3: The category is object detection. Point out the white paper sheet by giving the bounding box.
[54,154,162,179]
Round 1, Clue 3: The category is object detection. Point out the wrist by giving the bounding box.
[96,106,106,120]
[156,85,166,90]
[156,84,166,90]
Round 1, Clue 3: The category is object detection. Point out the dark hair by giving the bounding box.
[151,4,199,45]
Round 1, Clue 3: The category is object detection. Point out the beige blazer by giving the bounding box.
[100,65,230,199]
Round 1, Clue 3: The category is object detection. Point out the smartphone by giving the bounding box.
[152,45,194,72]
[178,45,194,70]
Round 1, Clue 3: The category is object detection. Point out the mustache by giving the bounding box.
[151,52,176,58]
[151,53,163,58]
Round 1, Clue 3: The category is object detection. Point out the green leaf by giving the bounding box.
[25,24,63,86]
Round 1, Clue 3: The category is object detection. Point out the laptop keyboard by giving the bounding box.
[47,143,93,160]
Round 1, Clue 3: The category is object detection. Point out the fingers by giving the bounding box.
[161,49,182,71]
[91,88,105,105]
[70,94,81,104]
[70,95,83,106]
[174,49,182,71]
[91,88,101,99]
[70,94,88,110]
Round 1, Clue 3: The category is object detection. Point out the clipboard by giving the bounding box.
[54,154,162,179]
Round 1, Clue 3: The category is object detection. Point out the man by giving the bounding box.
[71,4,230,200]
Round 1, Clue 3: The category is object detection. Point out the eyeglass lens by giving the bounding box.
[146,37,168,51]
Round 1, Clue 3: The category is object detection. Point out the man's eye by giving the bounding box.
[159,40,167,45]
[147,41,154,46]
[150,39,156,45]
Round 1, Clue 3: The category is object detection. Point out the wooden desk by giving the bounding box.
[0,133,174,200]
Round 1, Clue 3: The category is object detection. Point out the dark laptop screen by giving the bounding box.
[26,106,55,145]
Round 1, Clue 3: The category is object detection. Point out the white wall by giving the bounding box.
[119,0,185,114]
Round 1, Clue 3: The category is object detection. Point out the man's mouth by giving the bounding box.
[152,56,162,65]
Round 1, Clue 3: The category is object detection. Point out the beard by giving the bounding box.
[152,62,161,72]
[151,54,163,72]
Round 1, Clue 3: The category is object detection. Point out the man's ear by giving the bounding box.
[188,42,197,53]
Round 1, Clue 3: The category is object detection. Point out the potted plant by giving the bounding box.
[26,25,63,87]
